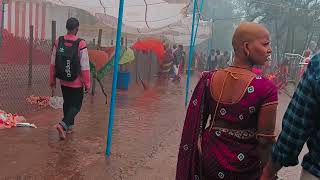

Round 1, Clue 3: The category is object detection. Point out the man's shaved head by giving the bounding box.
[232,22,269,53]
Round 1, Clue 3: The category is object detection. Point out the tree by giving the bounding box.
[201,0,243,52]
[241,0,320,61]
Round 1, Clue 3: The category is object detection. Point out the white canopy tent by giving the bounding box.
[160,16,211,46]
[47,0,186,30]
[46,0,211,45]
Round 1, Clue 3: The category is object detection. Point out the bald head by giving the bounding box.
[232,22,269,53]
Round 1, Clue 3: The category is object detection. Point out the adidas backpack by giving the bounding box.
[55,36,81,81]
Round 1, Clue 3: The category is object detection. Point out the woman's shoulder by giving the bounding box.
[251,75,278,94]
[253,74,276,85]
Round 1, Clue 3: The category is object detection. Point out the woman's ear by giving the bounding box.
[243,42,250,57]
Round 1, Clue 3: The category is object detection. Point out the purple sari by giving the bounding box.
[176,71,278,180]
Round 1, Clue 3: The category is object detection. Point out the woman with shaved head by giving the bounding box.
[176,22,278,180]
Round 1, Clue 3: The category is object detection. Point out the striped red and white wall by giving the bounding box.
[1,0,115,42]
[1,0,47,39]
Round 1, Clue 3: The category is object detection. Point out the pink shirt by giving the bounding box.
[49,34,90,89]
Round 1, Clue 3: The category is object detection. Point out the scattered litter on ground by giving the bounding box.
[0,110,29,129]
[26,95,50,107]
[49,96,64,109]
[16,123,37,128]
[26,95,64,109]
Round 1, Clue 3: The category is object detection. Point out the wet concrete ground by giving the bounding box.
[130,89,307,180]
[0,75,306,180]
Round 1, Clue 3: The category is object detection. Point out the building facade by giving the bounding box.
[1,0,48,39]
[0,0,101,40]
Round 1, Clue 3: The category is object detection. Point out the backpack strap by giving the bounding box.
[75,38,83,50]
[58,37,84,51]
[76,38,83,44]
[57,36,64,48]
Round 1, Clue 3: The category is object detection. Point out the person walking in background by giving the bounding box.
[176,22,277,180]
[222,51,230,68]
[277,59,289,90]
[193,50,200,72]
[180,45,186,74]
[170,44,178,77]
[207,49,216,70]
[49,17,90,140]
[198,51,206,71]
[260,53,320,180]
[161,43,174,79]
[172,44,178,54]
[215,49,224,68]
[173,45,185,81]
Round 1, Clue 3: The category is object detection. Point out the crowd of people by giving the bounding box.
[160,43,233,83]
[205,49,231,71]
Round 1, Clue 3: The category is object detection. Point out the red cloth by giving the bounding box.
[132,38,165,64]
[88,50,110,71]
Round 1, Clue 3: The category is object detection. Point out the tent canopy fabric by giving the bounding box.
[88,50,111,71]
[47,0,211,45]
[47,0,186,30]
[132,38,165,64]
[88,49,114,80]
[88,48,126,80]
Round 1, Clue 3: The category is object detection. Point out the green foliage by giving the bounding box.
[201,0,243,52]
[243,0,320,57]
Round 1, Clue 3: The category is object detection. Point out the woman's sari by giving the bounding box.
[176,69,278,180]
[176,71,212,180]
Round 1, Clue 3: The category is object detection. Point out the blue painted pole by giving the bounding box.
[185,0,200,106]
[106,0,125,156]
[192,0,204,46]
